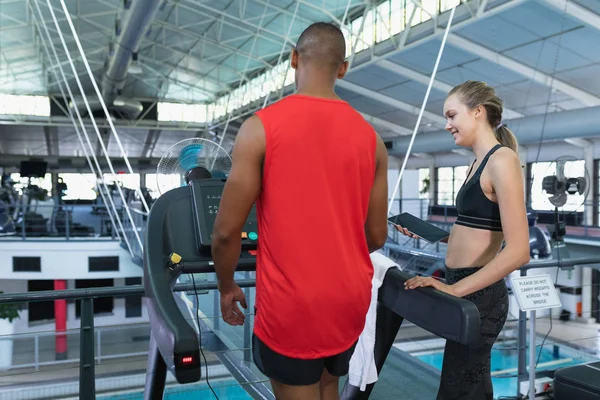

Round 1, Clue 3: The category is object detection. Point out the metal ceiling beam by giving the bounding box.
[564,138,590,148]
[345,0,528,79]
[391,105,600,155]
[141,129,161,158]
[336,80,447,126]
[96,128,111,157]
[0,154,163,172]
[140,38,246,80]
[359,112,413,136]
[375,58,524,119]
[151,20,274,74]
[250,0,320,26]
[0,116,208,131]
[136,57,225,96]
[293,0,345,25]
[446,34,600,106]
[43,126,58,156]
[476,0,490,17]
[545,0,600,29]
[172,1,294,47]
[213,0,528,123]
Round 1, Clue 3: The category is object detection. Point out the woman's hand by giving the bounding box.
[404,275,458,297]
[393,224,419,239]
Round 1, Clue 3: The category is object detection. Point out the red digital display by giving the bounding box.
[182,356,193,364]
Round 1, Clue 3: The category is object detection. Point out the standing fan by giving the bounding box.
[535,156,590,258]
[156,138,232,196]
[541,156,589,210]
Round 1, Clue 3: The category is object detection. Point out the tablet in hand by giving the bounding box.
[388,212,450,244]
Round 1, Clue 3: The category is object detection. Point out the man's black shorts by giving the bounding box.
[252,333,357,386]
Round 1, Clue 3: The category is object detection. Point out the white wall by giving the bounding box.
[401,170,426,219]
[388,162,427,219]
[0,279,149,335]
[0,241,143,280]
[388,168,400,215]
[61,277,149,332]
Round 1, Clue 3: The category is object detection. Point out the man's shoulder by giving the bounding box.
[258,95,297,113]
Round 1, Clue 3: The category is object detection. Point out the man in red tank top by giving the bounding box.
[213,22,389,400]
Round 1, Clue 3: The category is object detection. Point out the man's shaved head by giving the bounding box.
[295,22,346,71]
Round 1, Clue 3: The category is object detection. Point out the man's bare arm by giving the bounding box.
[212,115,265,292]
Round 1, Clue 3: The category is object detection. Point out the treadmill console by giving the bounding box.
[189,178,258,251]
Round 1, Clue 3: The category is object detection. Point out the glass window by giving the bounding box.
[157,102,207,123]
[145,174,181,199]
[59,173,97,201]
[375,1,391,43]
[436,165,470,206]
[390,0,405,36]
[9,173,52,196]
[437,167,453,205]
[418,168,430,199]
[0,94,50,116]
[104,174,140,191]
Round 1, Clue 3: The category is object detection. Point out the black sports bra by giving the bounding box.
[455,144,503,232]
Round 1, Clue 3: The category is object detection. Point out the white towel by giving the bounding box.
[348,251,401,391]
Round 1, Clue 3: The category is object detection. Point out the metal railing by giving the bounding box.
[120,207,147,263]
[5,323,149,372]
[1,202,116,240]
[0,256,598,399]
[380,240,600,399]
[0,280,256,399]
[389,197,600,240]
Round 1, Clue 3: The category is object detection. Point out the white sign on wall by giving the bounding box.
[511,274,562,312]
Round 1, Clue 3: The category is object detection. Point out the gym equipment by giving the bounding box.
[340,267,480,399]
[0,200,15,236]
[143,176,258,398]
[554,361,600,400]
[144,138,259,398]
[144,174,480,399]
[144,138,480,399]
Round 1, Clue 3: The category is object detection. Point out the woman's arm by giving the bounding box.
[451,150,530,297]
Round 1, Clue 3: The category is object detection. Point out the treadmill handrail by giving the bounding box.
[178,258,256,274]
[143,188,213,369]
[379,268,481,345]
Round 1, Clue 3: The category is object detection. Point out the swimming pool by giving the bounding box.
[99,380,253,400]
[415,342,596,399]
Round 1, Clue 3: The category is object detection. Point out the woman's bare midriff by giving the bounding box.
[445,224,504,269]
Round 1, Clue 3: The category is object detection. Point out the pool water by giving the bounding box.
[100,380,252,400]
[416,344,593,399]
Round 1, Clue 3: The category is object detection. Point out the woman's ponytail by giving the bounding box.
[495,124,518,153]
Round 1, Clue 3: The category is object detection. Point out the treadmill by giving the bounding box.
[143,172,481,399]
[143,174,261,399]
[340,267,480,399]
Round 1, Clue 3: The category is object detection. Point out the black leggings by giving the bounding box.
[437,267,509,400]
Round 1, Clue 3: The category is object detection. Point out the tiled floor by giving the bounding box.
[533,317,600,355]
